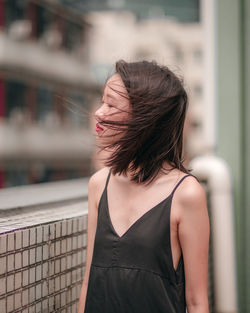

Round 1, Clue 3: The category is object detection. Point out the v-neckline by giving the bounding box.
[105,186,173,239]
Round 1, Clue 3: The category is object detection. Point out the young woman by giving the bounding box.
[78,60,210,313]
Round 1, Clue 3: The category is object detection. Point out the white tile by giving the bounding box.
[0,277,6,295]
[7,254,14,272]
[49,242,55,258]
[15,231,22,250]
[7,274,14,292]
[77,235,83,249]
[67,220,72,235]
[72,285,77,301]
[15,272,22,290]
[61,220,67,236]
[36,283,41,300]
[0,299,6,313]
[30,228,36,245]
[72,253,77,267]
[7,295,14,313]
[35,303,42,313]
[77,251,82,266]
[22,250,29,267]
[43,225,49,242]
[66,272,71,287]
[0,234,7,253]
[49,278,54,294]
[61,239,66,254]
[29,267,35,284]
[55,276,60,292]
[73,235,78,250]
[82,249,86,262]
[49,224,55,240]
[22,269,29,287]
[55,294,60,309]
[72,269,77,283]
[29,286,35,303]
[66,237,71,252]
[55,222,61,238]
[42,262,48,279]
[83,215,88,230]
[42,244,48,261]
[66,255,72,269]
[0,256,6,275]
[61,291,66,306]
[61,274,66,289]
[14,291,21,310]
[42,281,48,297]
[55,259,60,274]
[22,229,29,248]
[55,241,61,256]
[29,248,36,265]
[83,233,87,247]
[42,298,48,311]
[28,304,35,313]
[15,252,22,269]
[61,257,66,271]
[49,261,55,276]
[7,233,14,251]
[36,264,42,281]
[36,226,43,243]
[73,219,78,233]
[36,246,42,262]
[49,296,54,310]
[22,288,29,306]
[78,217,84,232]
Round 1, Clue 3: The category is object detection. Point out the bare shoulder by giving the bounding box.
[88,167,110,191]
[88,167,110,204]
[178,175,206,204]
[174,174,208,218]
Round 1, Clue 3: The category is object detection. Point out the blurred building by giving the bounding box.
[61,0,200,22]
[0,0,101,188]
[86,11,203,165]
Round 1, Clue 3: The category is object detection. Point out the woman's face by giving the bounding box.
[94,73,130,144]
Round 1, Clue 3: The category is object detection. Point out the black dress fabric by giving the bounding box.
[84,172,193,313]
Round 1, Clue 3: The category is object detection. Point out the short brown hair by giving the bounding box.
[99,60,190,184]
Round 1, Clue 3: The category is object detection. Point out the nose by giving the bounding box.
[94,107,104,121]
[95,104,108,121]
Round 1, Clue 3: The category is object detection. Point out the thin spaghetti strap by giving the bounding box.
[170,174,192,197]
[105,169,111,189]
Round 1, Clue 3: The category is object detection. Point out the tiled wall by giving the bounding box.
[0,202,88,313]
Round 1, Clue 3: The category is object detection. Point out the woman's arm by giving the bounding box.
[177,177,210,313]
[77,168,108,313]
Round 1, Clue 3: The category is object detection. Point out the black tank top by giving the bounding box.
[84,171,193,313]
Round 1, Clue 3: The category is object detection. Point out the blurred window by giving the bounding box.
[66,92,86,127]
[6,80,26,118]
[36,5,54,38]
[64,21,83,52]
[37,86,53,123]
[5,0,26,27]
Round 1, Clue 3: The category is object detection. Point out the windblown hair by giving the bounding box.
[98,60,190,184]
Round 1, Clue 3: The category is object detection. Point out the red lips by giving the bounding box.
[96,123,104,133]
